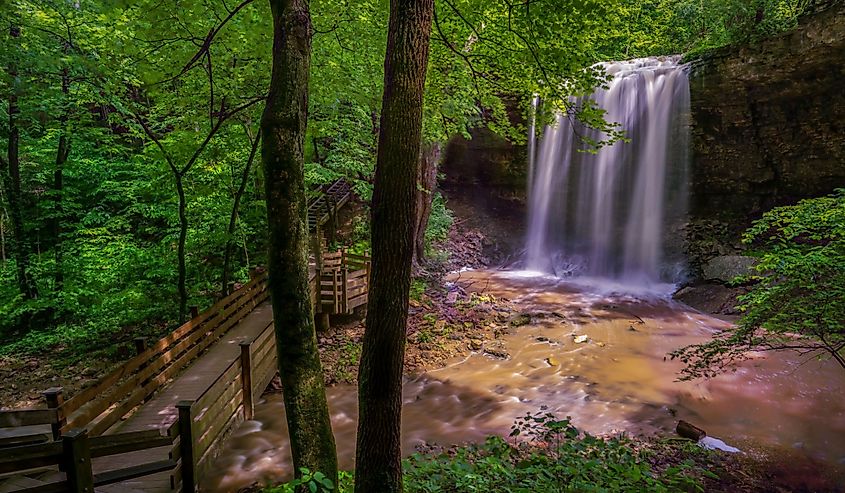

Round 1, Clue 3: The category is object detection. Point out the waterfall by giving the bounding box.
[525,57,690,287]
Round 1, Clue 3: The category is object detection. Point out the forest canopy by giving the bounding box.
[0,0,816,358]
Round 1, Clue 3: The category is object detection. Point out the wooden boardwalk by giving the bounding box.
[97,303,274,492]
[0,304,274,493]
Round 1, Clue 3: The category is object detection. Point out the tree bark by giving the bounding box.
[53,65,71,291]
[222,127,261,297]
[413,143,440,267]
[175,173,188,322]
[262,0,338,485]
[355,0,434,491]
[2,23,37,300]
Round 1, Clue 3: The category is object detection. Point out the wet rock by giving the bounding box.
[674,282,747,315]
[573,334,588,343]
[509,313,531,327]
[483,341,510,359]
[545,356,560,366]
[469,339,483,350]
[702,255,757,282]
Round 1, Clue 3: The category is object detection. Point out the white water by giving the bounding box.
[525,57,690,288]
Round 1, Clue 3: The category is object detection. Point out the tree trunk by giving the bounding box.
[413,143,440,267]
[176,173,188,323]
[3,23,37,300]
[355,0,434,491]
[262,0,338,485]
[222,128,261,297]
[53,66,71,291]
[1,204,7,262]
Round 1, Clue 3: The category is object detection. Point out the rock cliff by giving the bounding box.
[688,1,845,219]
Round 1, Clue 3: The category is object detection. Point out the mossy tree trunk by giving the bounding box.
[262,0,338,485]
[354,0,434,491]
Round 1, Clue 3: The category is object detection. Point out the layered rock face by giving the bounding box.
[442,127,527,201]
[688,2,845,218]
[440,127,528,263]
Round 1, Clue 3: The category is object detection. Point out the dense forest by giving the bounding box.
[0,0,812,354]
[1,0,843,492]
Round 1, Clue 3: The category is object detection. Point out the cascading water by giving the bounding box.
[525,56,690,288]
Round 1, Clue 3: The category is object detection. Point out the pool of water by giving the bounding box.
[205,269,845,492]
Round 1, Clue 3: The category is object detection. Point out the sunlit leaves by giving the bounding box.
[672,190,845,378]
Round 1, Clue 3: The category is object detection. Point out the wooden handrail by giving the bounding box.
[0,425,182,493]
[56,273,268,436]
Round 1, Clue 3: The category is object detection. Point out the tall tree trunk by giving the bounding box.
[413,143,440,267]
[176,173,188,323]
[222,128,261,297]
[355,0,434,491]
[53,66,71,291]
[1,204,7,262]
[262,0,337,484]
[3,24,37,300]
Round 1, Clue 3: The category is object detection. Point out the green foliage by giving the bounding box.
[671,190,845,378]
[330,342,362,384]
[404,413,706,493]
[410,279,428,302]
[265,467,352,493]
[0,0,820,364]
[425,192,453,250]
[0,0,267,355]
[266,414,710,493]
[665,0,813,57]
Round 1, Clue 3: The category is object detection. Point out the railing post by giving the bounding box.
[313,226,324,273]
[189,306,199,319]
[239,341,254,420]
[341,264,349,314]
[332,269,339,314]
[365,250,371,287]
[176,401,196,493]
[43,387,65,440]
[134,337,148,371]
[62,429,94,493]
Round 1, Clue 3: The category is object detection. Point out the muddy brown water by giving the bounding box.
[205,270,845,492]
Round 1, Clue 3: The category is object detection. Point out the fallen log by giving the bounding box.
[676,420,706,441]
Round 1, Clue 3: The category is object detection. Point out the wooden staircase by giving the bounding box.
[306,178,353,234]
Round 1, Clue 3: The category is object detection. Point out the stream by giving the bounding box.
[205,269,845,492]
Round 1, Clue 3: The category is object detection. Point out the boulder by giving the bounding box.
[702,255,757,282]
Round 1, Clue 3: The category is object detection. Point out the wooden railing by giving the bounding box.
[319,249,370,315]
[0,320,278,493]
[54,273,270,437]
[170,318,278,492]
[0,423,181,493]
